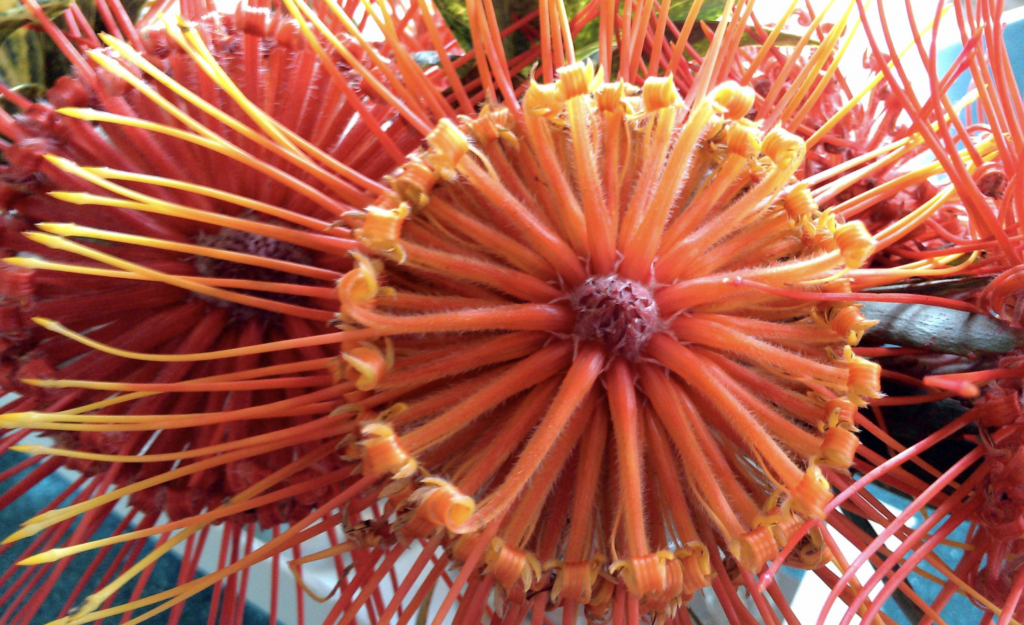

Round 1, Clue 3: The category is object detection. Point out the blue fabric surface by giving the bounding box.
[871,485,982,625]
[0,451,276,625]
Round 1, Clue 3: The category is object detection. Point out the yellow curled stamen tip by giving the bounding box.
[834,221,877,270]
[726,120,761,157]
[710,81,756,120]
[641,76,680,112]
[557,61,597,100]
[360,422,394,437]
[595,80,626,112]
[524,79,565,117]
[426,119,469,167]
[761,127,806,169]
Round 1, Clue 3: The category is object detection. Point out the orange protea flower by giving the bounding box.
[0,0,461,620]
[804,2,1024,624]
[332,62,885,619]
[0,0,1006,623]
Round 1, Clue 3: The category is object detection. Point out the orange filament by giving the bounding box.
[359,422,417,479]
[730,526,779,571]
[549,559,601,605]
[393,162,438,209]
[450,531,487,565]
[843,346,883,405]
[817,426,861,471]
[676,544,714,596]
[341,341,392,391]
[485,538,542,591]
[356,203,410,262]
[410,478,476,533]
[609,551,675,599]
[788,467,834,520]
[834,221,878,270]
[825,398,860,429]
[829,306,878,344]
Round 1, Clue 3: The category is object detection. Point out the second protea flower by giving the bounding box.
[337,61,880,620]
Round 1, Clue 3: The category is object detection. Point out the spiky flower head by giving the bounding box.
[0,0,1005,623]
[331,58,888,617]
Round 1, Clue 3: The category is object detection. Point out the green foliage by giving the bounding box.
[0,0,72,101]
[431,0,472,50]
[429,0,811,78]
[0,0,147,111]
[666,0,727,24]
[688,21,816,56]
[0,0,70,44]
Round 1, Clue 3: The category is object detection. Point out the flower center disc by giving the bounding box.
[569,275,660,361]
[194,226,313,317]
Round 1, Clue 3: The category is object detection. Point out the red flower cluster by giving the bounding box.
[0,0,1023,624]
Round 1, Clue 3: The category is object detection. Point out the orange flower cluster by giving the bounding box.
[2,0,1024,624]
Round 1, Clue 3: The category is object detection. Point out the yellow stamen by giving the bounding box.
[23,232,333,321]
[29,222,339,281]
[29,317,365,362]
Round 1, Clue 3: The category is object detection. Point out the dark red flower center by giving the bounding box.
[569,275,660,361]
[194,225,312,317]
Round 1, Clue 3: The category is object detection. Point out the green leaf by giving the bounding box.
[415,586,434,625]
[0,0,184,112]
[687,21,817,56]
[861,301,1024,357]
[573,21,601,66]
[434,0,599,64]
[432,0,472,51]
[746,29,814,48]
[667,0,727,24]
[0,0,71,45]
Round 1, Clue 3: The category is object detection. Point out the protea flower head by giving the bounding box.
[810,1,1024,624]
[0,0,453,620]
[0,0,1009,623]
